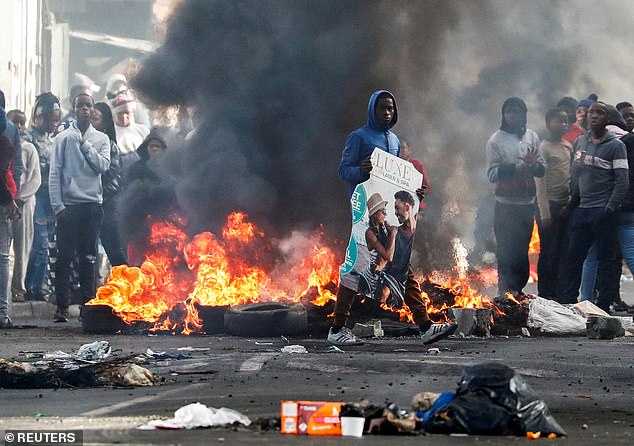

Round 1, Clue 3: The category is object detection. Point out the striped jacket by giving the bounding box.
[571,131,629,211]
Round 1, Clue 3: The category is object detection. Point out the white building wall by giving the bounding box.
[0,0,42,116]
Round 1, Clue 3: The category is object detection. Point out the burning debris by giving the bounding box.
[86,208,612,339]
[87,212,339,334]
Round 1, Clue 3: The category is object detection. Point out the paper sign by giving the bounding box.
[339,148,422,306]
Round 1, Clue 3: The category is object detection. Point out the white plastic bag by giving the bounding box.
[280,345,308,354]
[76,341,111,360]
[527,297,586,335]
[138,403,251,429]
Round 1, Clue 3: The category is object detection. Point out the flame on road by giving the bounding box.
[89,212,339,333]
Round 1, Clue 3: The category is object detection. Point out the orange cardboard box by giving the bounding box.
[281,401,343,435]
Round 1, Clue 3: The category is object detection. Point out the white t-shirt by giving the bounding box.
[115,123,150,155]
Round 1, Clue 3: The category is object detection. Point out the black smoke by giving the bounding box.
[131,0,385,238]
[127,0,634,270]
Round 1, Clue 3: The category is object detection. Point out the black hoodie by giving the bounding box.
[125,129,167,185]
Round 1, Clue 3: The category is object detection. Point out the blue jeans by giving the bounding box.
[579,243,598,301]
[617,211,634,275]
[25,194,55,293]
[0,206,13,319]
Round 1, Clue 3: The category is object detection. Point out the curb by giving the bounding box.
[11,302,81,321]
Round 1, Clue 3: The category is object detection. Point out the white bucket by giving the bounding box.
[340,416,364,437]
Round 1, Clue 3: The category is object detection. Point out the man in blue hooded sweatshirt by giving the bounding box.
[329,90,457,346]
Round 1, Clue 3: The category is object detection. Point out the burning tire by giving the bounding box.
[195,304,229,334]
[224,302,307,337]
[81,305,129,334]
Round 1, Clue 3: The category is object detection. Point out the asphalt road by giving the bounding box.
[1,314,632,445]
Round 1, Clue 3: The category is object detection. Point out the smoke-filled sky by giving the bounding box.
[130,0,634,268]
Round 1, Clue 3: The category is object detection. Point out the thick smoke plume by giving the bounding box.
[129,0,634,270]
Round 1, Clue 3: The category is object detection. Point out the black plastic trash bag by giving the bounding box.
[425,363,566,437]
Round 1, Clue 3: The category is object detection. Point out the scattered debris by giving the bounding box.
[19,351,45,359]
[427,348,440,355]
[0,342,169,389]
[42,351,72,360]
[0,354,157,389]
[139,403,251,430]
[328,345,344,353]
[169,369,218,376]
[146,348,191,360]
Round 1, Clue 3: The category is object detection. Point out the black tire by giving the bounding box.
[81,305,128,334]
[224,302,307,337]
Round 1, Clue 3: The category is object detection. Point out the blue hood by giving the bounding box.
[338,90,401,197]
[367,90,398,131]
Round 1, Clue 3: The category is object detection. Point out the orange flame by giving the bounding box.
[373,268,503,325]
[89,213,528,334]
[528,219,540,283]
[88,212,339,333]
[221,211,264,243]
[528,219,540,254]
[380,302,416,324]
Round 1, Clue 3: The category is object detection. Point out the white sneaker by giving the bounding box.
[420,322,458,345]
[327,327,364,345]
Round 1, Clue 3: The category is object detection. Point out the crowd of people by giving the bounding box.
[0,76,177,328]
[487,94,634,315]
[328,89,634,346]
[2,83,634,334]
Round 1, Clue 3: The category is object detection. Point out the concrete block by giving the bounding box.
[586,316,626,340]
[352,320,383,338]
[448,308,492,337]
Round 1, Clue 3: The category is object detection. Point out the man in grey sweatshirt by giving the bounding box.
[49,93,110,322]
[559,102,629,312]
[487,97,545,297]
